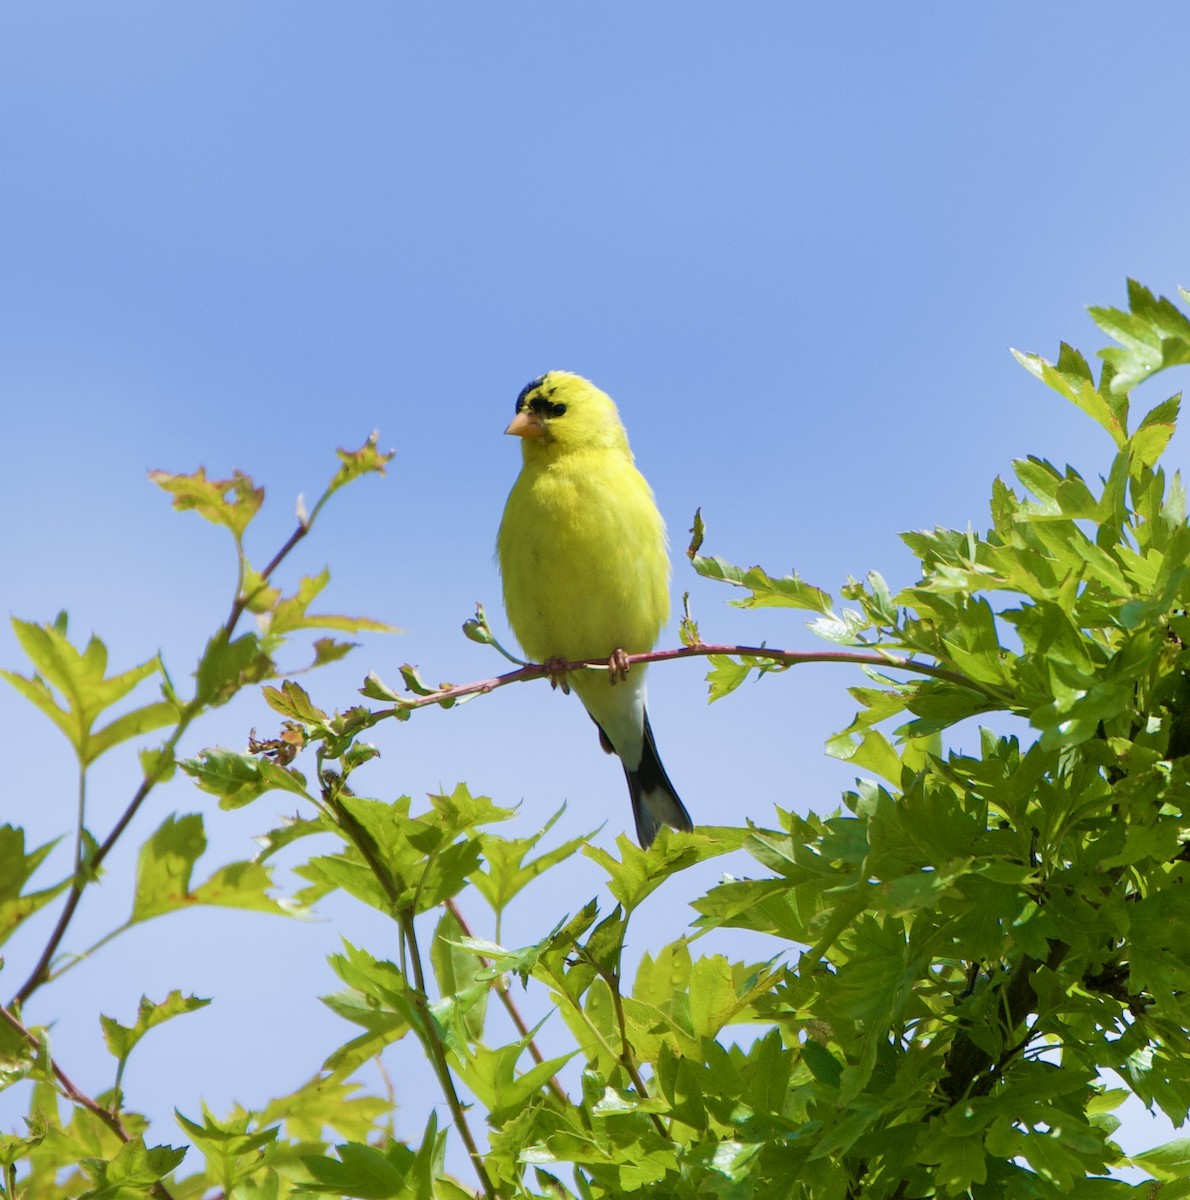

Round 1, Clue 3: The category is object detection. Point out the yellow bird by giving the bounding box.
[497,371,693,846]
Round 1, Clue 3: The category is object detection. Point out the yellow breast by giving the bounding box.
[497,448,670,664]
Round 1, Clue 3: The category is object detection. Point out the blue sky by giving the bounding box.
[2,2,1188,1181]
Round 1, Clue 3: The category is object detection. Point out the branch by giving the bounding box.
[601,965,668,1140]
[936,939,1069,1106]
[0,1005,176,1200]
[319,785,497,1200]
[12,502,326,1009]
[398,909,498,1200]
[371,641,1011,718]
[12,724,190,1007]
[444,898,569,1108]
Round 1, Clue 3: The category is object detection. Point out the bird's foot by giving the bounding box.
[607,648,631,684]
[542,657,571,694]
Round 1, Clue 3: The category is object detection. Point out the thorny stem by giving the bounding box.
[444,898,570,1107]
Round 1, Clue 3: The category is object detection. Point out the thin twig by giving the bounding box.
[399,910,498,1200]
[444,897,569,1107]
[224,519,310,633]
[13,501,325,1009]
[603,968,668,1140]
[373,642,1010,720]
[322,790,498,1200]
[0,1005,176,1200]
[12,724,189,1006]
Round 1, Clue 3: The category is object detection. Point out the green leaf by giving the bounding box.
[131,814,207,923]
[1129,1137,1190,1181]
[239,561,282,613]
[179,747,313,809]
[0,1011,38,1089]
[261,680,327,723]
[298,1139,409,1198]
[321,941,416,1075]
[825,726,903,783]
[691,554,834,615]
[309,637,359,668]
[705,654,751,701]
[1131,393,1180,470]
[470,807,595,915]
[89,701,180,761]
[1012,345,1127,446]
[173,1104,278,1176]
[149,466,264,536]
[100,991,211,1064]
[451,1038,574,1126]
[131,814,299,922]
[584,828,735,913]
[267,569,399,639]
[258,1074,389,1144]
[0,826,68,947]
[1091,278,1190,396]
[77,1135,187,1194]
[2,617,168,764]
[194,630,273,707]
[430,907,488,1044]
[687,955,738,1039]
[326,432,395,497]
[191,860,304,916]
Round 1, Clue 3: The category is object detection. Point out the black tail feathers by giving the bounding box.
[624,711,693,847]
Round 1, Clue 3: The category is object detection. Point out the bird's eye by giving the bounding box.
[523,395,567,419]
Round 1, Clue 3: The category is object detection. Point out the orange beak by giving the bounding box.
[505,410,544,437]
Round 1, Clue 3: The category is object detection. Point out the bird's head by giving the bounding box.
[505,372,631,458]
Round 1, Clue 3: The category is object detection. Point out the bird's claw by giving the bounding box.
[543,657,571,694]
[608,648,631,684]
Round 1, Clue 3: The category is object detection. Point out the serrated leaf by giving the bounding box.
[101,991,211,1063]
[262,680,327,723]
[1012,347,1128,445]
[194,630,273,707]
[825,726,903,783]
[327,432,395,496]
[3,618,166,764]
[705,654,751,702]
[149,466,264,537]
[179,748,312,809]
[77,1135,188,1192]
[0,827,69,947]
[267,569,399,638]
[691,555,833,614]
[131,814,207,923]
[1091,280,1190,396]
[1131,393,1180,470]
[470,808,596,915]
[430,908,488,1044]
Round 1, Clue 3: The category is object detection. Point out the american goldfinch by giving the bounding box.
[497,371,693,847]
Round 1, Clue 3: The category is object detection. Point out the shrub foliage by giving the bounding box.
[4,282,1190,1197]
